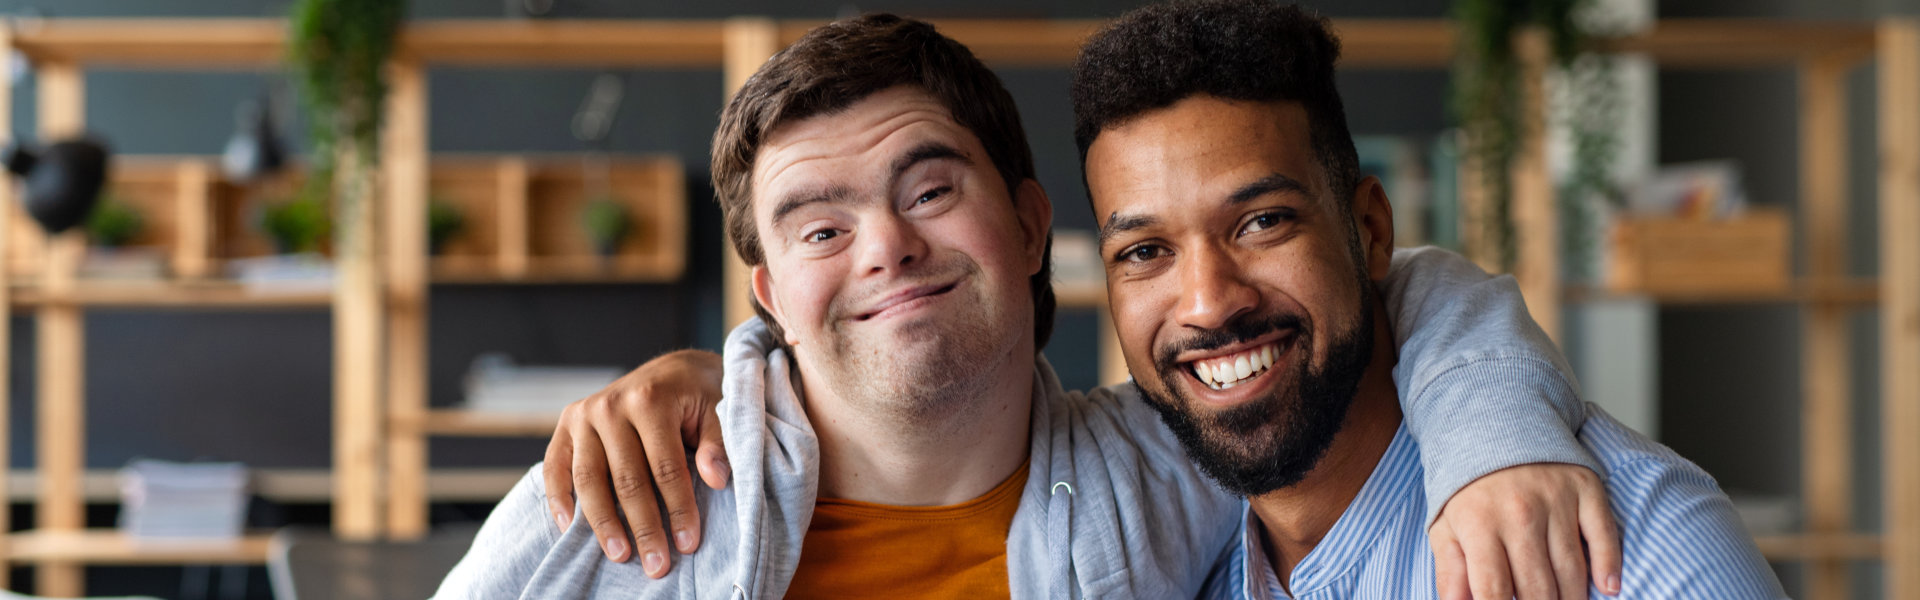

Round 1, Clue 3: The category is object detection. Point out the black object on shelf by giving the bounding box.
[222,95,287,182]
[4,135,112,234]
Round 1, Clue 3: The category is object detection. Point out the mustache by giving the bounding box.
[1154,312,1306,371]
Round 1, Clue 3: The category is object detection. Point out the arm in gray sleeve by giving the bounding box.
[433,465,563,599]
[1384,246,1601,524]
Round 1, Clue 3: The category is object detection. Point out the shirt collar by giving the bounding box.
[1239,423,1422,599]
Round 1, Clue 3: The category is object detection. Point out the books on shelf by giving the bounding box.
[463,353,624,414]
[118,459,249,539]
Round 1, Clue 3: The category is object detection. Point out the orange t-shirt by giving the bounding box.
[783,459,1031,599]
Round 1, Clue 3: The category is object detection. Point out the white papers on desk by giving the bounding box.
[119,459,249,539]
[463,353,624,414]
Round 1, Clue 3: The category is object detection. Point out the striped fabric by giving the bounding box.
[1199,403,1787,600]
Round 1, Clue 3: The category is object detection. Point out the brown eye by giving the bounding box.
[1122,244,1167,263]
[805,229,840,243]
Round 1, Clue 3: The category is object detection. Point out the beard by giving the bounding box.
[1134,273,1377,498]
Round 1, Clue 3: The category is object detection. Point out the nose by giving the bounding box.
[1173,243,1257,332]
[855,211,928,275]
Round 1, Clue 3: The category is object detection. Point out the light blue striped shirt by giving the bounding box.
[1201,403,1786,600]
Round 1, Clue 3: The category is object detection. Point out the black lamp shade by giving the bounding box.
[4,136,111,235]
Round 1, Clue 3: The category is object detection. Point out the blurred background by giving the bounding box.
[0,0,1908,599]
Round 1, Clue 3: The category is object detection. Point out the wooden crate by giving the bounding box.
[1606,208,1791,295]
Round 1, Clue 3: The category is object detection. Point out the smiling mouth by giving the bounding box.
[856,283,959,321]
[1186,339,1287,391]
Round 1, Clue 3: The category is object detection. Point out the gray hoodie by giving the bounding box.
[435,246,1594,599]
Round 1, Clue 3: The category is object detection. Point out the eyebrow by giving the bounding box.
[1229,173,1312,205]
[771,185,856,226]
[1098,212,1157,246]
[769,142,973,226]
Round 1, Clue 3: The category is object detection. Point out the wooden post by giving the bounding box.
[721,18,780,332]
[496,157,529,279]
[0,25,11,591]
[172,161,212,279]
[33,59,85,598]
[333,118,388,541]
[1878,19,1920,600]
[383,58,431,539]
[1512,31,1559,343]
[1798,54,1852,600]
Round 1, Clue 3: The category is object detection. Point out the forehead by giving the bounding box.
[751,86,979,197]
[1085,96,1319,221]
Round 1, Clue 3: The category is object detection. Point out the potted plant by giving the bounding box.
[259,194,331,255]
[581,196,631,257]
[428,198,465,255]
[85,194,143,249]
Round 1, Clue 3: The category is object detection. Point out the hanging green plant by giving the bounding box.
[1451,0,1620,273]
[85,194,144,248]
[287,0,405,270]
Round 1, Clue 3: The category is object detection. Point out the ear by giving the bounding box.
[1350,175,1395,281]
[1013,178,1054,275]
[750,265,800,346]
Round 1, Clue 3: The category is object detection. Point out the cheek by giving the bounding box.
[768,257,843,332]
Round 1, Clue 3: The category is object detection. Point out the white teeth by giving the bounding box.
[1190,343,1280,390]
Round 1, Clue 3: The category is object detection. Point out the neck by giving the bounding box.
[798,340,1036,506]
[1249,302,1403,591]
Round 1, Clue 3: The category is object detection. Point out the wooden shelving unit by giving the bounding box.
[0,15,1911,600]
[0,19,686,597]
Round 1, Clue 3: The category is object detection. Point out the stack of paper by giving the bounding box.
[119,459,249,539]
[464,353,624,414]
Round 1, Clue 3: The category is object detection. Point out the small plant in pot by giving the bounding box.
[259,194,331,255]
[580,196,630,258]
[85,195,144,249]
[428,198,465,255]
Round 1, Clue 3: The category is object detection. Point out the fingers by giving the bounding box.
[1459,520,1516,600]
[592,418,674,578]
[543,420,577,531]
[633,401,703,556]
[1504,504,1558,600]
[694,408,732,490]
[567,424,634,565]
[1548,507,1588,600]
[1580,480,1624,595]
[1429,519,1471,600]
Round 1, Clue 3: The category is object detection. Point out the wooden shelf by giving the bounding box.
[1054,280,1107,309]
[8,280,332,309]
[1755,533,1884,560]
[1563,278,1879,306]
[6,530,271,565]
[2,467,528,504]
[409,408,560,438]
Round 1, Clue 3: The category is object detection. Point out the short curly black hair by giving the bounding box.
[1071,0,1360,206]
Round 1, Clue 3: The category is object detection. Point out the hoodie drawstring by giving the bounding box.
[1047,481,1075,599]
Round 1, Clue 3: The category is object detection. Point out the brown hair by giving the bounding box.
[712,13,1056,351]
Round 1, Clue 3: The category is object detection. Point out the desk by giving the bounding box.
[266,526,476,600]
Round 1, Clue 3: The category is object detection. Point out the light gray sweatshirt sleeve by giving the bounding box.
[432,465,561,599]
[1385,246,1600,525]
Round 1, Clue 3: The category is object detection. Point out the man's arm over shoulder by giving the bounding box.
[434,465,566,599]
[1385,246,1602,523]
[1581,411,1786,598]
